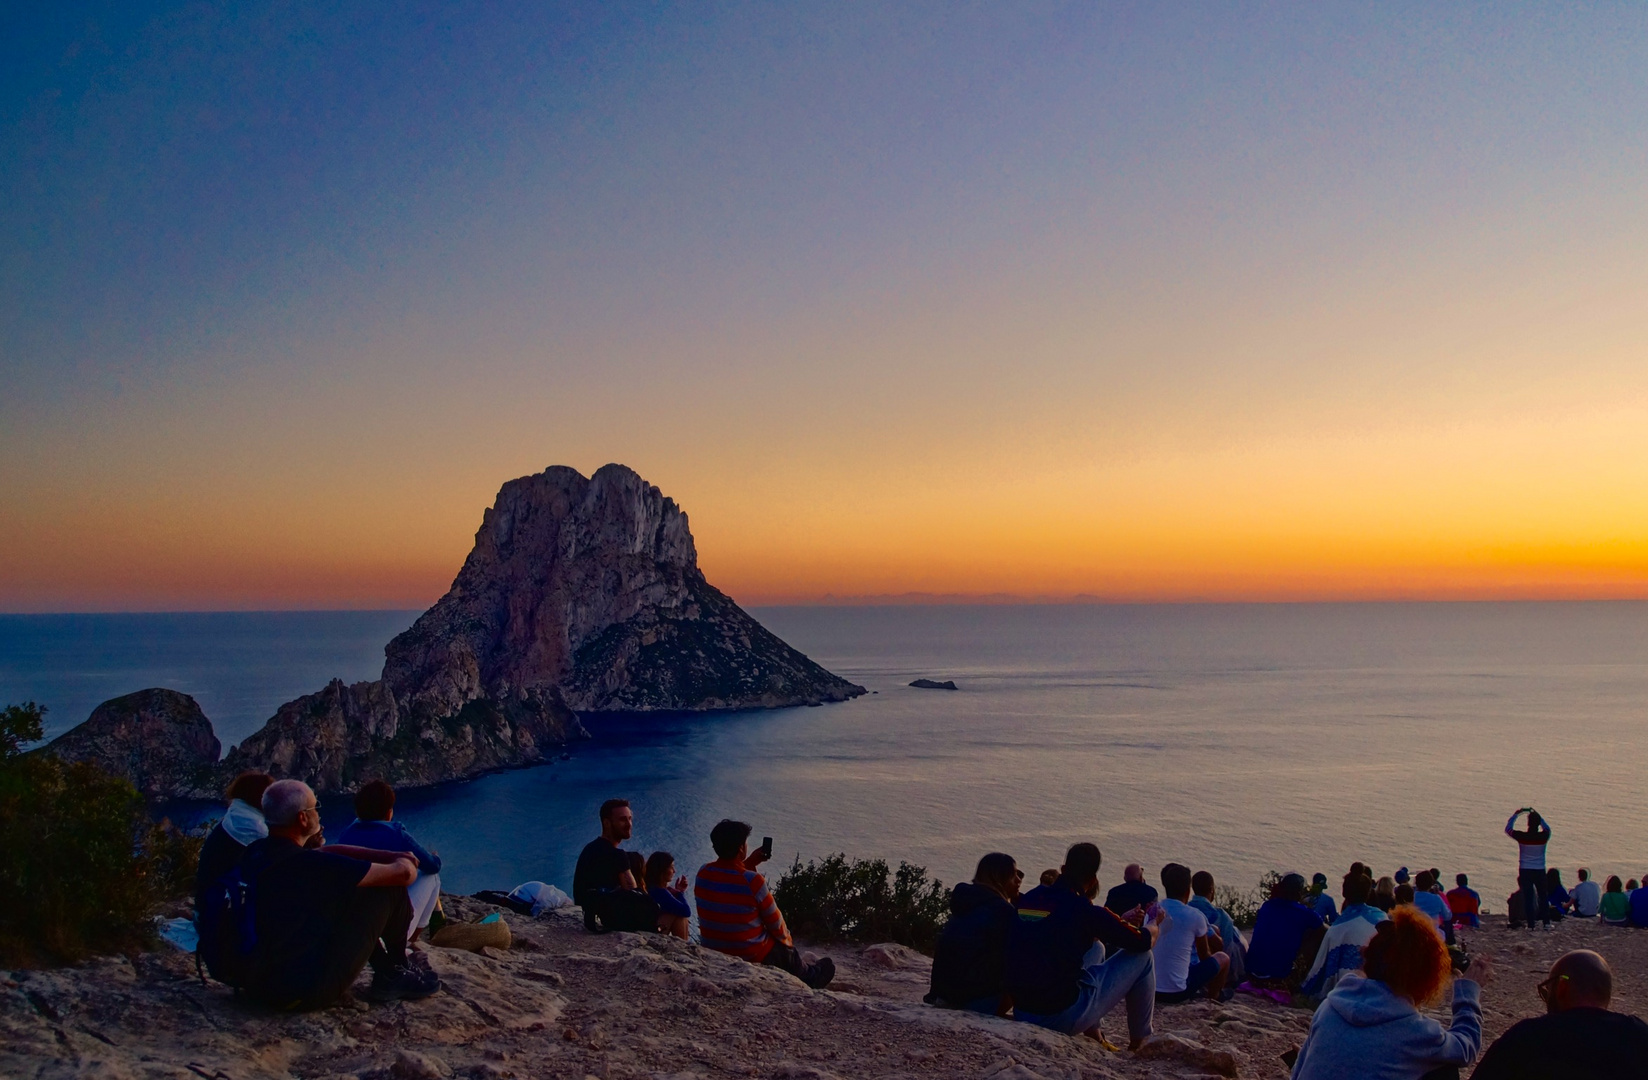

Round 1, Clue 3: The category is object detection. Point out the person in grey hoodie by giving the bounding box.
[1291,906,1495,1080]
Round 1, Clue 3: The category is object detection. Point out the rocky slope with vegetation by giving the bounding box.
[40,464,863,797]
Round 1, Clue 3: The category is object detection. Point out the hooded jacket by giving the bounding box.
[927,881,1014,1007]
[1291,973,1482,1080]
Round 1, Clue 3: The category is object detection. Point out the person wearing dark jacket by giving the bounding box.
[927,853,1021,1014]
[1007,842,1163,1048]
[1472,950,1648,1079]
[193,771,274,909]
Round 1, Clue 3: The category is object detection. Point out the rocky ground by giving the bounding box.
[5,900,1644,1080]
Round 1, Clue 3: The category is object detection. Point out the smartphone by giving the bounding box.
[761,836,774,858]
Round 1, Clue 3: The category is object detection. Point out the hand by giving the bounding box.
[1121,905,1145,927]
[1466,953,1495,987]
[674,875,689,891]
[747,848,769,869]
[1149,904,1168,925]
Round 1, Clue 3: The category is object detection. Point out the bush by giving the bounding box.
[774,853,950,953]
[1217,870,1285,929]
[0,702,202,966]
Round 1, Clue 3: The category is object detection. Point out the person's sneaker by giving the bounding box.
[805,957,836,990]
[365,964,442,1003]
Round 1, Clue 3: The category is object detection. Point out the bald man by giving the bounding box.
[1103,863,1159,915]
[1471,949,1648,1079]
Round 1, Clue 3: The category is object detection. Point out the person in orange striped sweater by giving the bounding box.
[694,819,835,989]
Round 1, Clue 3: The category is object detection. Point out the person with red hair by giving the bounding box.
[1290,906,1495,1080]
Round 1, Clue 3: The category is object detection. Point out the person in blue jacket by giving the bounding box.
[336,780,443,943]
[1292,906,1495,1080]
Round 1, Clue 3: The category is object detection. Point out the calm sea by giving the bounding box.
[4,603,1646,904]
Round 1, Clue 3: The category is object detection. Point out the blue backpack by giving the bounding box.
[196,865,258,989]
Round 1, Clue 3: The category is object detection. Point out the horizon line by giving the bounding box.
[7,593,1648,617]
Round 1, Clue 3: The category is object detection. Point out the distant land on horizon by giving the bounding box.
[8,594,1648,617]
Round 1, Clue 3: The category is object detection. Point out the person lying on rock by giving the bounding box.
[926,852,1021,1014]
[694,819,835,989]
[645,851,692,940]
[1005,842,1163,1049]
[335,779,443,945]
[240,779,442,1009]
[1471,949,1648,1079]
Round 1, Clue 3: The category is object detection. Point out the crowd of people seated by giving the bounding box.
[194,772,442,1010]
[192,785,1648,1078]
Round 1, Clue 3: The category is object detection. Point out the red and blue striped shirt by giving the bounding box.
[694,857,790,962]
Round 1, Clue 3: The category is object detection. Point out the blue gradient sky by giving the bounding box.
[4,3,1647,610]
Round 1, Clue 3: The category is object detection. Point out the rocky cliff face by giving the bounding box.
[384,464,864,715]
[39,689,221,799]
[40,464,861,796]
[221,678,585,793]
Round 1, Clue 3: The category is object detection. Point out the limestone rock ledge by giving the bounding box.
[0,896,1292,1080]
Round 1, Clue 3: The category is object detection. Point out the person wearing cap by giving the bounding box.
[1246,873,1325,986]
[1306,873,1337,925]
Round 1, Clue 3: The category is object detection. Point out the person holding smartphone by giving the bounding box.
[1506,807,1553,931]
[693,819,834,989]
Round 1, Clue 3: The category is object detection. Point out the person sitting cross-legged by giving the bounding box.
[1445,873,1480,928]
[646,851,692,940]
[1154,862,1229,1004]
[1299,870,1385,1002]
[1570,867,1601,917]
[1473,949,1648,1079]
[1189,871,1245,997]
[926,852,1021,1014]
[1006,842,1163,1048]
[1599,876,1630,925]
[240,779,441,1010]
[1247,873,1326,988]
[1103,862,1159,915]
[694,819,834,989]
[335,779,443,944]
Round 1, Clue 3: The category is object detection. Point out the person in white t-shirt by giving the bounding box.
[1571,868,1602,918]
[1153,862,1230,1004]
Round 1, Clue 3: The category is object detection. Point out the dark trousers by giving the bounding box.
[251,886,413,1010]
[1519,869,1548,928]
[762,942,832,989]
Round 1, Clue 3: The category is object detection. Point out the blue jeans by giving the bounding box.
[1015,943,1156,1044]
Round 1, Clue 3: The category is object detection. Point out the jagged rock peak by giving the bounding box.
[39,689,221,799]
[384,463,864,715]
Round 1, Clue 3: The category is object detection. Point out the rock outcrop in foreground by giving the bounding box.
[42,464,863,796]
[39,689,220,798]
[4,898,1595,1080]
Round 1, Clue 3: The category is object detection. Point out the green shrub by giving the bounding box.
[0,702,202,967]
[1217,870,1285,929]
[774,853,950,953]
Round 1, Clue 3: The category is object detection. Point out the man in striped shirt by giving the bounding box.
[694,819,835,989]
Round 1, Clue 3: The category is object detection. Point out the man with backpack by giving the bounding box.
[237,779,441,1009]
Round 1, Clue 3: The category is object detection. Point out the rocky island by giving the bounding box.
[41,464,864,796]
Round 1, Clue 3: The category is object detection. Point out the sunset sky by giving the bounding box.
[4,3,1647,611]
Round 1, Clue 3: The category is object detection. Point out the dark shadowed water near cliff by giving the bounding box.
[4,603,1647,903]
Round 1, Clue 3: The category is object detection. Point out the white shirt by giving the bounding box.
[1572,879,1602,917]
[1155,897,1210,992]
